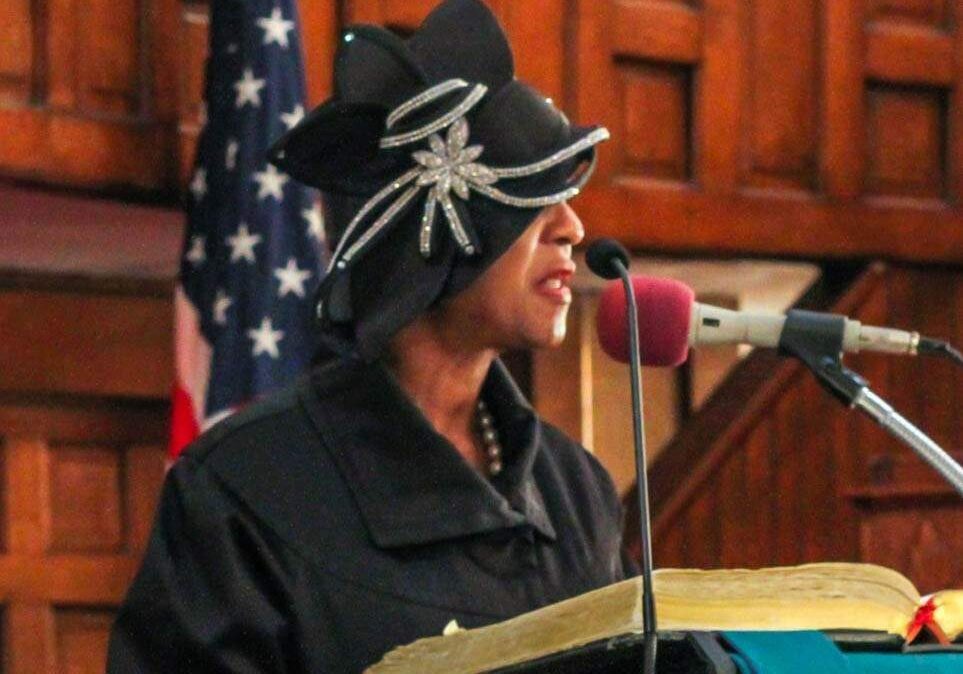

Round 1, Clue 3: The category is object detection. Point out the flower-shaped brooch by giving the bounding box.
[413,117,497,257]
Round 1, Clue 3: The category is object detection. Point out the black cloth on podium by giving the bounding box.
[107,355,635,673]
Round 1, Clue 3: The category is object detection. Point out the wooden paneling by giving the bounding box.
[0,1,961,668]
[0,0,180,191]
[569,0,963,262]
[627,264,963,593]
[0,290,173,399]
[866,23,954,86]
[0,401,167,674]
[0,192,175,673]
[55,609,114,674]
[859,506,963,590]
[0,0,33,105]
[300,0,339,105]
[744,0,819,192]
[868,0,951,28]
[619,63,692,181]
[866,85,947,199]
[611,1,702,64]
[823,0,865,199]
[48,446,124,554]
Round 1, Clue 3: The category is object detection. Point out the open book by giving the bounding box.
[367,562,963,674]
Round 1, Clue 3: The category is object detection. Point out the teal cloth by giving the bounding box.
[724,631,963,674]
[724,631,851,673]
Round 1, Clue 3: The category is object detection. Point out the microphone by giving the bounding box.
[597,275,957,365]
[585,238,630,280]
[597,276,695,366]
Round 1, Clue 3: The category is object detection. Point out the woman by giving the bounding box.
[108,1,635,671]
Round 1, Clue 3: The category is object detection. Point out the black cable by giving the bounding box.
[918,338,963,368]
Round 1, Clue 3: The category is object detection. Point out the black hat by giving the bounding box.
[269,0,608,360]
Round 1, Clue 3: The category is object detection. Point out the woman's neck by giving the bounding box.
[387,315,496,469]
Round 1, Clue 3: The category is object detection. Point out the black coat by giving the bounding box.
[107,357,636,672]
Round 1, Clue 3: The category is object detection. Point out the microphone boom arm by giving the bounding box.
[853,388,963,497]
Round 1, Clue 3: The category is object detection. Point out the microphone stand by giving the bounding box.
[612,259,659,674]
[779,310,963,498]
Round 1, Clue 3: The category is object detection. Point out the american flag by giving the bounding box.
[170,0,324,459]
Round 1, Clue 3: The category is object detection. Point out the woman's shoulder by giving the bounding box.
[180,381,307,466]
[179,355,358,473]
[169,373,362,555]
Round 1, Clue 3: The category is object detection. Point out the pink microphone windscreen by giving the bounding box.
[596,275,695,367]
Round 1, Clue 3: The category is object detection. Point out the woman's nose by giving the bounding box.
[543,202,585,247]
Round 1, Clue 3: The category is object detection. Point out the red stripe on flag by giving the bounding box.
[169,383,200,460]
[169,284,212,461]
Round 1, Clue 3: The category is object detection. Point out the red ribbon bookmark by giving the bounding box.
[905,598,951,646]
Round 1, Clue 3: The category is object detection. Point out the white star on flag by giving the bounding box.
[274,258,312,298]
[252,164,289,201]
[190,168,207,200]
[225,139,239,170]
[256,7,296,48]
[185,235,206,266]
[226,222,262,263]
[234,67,266,108]
[212,289,234,325]
[247,317,285,359]
[302,202,324,242]
[280,104,305,130]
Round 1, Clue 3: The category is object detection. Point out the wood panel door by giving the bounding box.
[570,0,963,263]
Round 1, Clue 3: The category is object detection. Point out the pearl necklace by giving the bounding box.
[474,400,503,477]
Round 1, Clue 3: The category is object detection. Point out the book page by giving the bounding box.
[932,590,963,641]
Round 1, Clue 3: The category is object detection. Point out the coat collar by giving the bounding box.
[301,355,556,548]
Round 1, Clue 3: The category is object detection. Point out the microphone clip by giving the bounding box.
[777,309,867,406]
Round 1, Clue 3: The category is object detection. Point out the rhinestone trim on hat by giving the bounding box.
[380,83,488,149]
[386,79,469,129]
[470,182,581,208]
[327,168,421,271]
[490,127,610,178]
[339,184,422,266]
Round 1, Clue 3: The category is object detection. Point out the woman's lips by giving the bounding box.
[535,268,574,305]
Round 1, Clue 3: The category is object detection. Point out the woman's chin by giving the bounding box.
[549,316,568,346]
[525,311,569,349]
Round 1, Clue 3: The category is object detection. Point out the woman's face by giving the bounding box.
[439,202,585,351]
